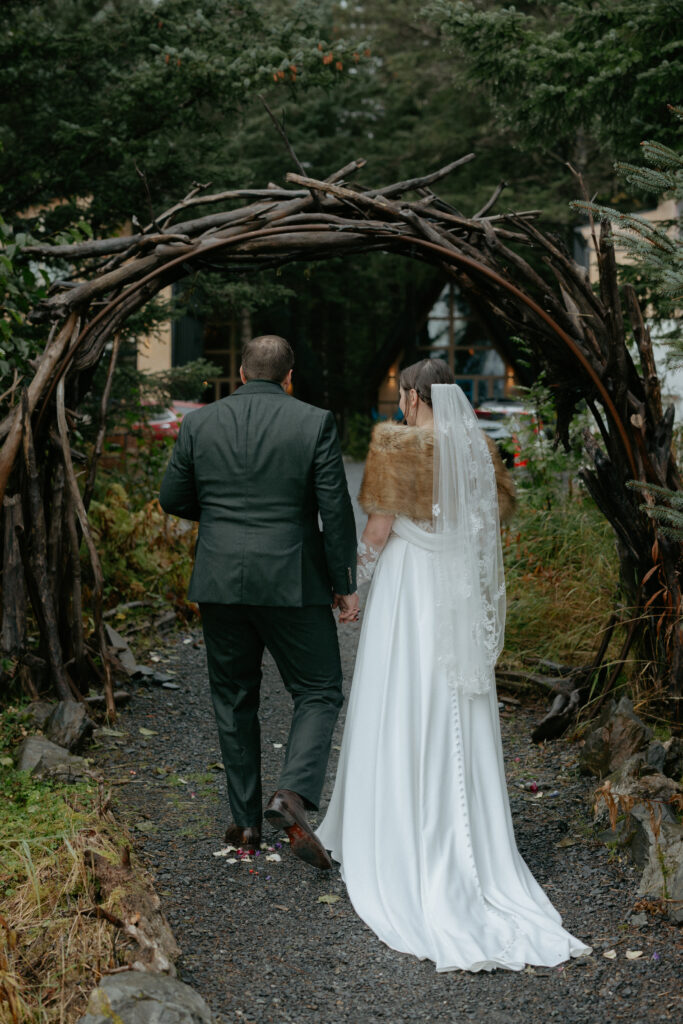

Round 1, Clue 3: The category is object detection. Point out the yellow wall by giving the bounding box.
[577,198,678,285]
[136,285,173,373]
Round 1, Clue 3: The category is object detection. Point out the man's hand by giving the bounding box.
[333,592,360,623]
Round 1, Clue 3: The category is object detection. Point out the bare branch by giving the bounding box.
[259,95,307,177]
[364,154,476,197]
[473,181,507,219]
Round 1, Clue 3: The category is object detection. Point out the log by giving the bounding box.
[19,393,74,702]
[46,461,65,604]
[83,333,121,512]
[1,494,25,655]
[64,484,86,682]
[0,313,78,502]
[56,379,115,718]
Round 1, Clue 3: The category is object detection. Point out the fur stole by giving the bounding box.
[358,422,516,524]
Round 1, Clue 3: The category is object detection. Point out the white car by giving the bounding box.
[475,400,538,468]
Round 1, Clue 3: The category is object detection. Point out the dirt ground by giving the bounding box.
[91,621,681,1024]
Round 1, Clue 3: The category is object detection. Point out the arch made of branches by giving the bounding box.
[1,156,680,731]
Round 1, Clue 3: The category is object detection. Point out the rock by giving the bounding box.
[16,735,88,780]
[594,755,682,857]
[78,972,214,1024]
[85,847,180,974]
[579,697,652,778]
[104,623,128,650]
[646,740,666,774]
[152,672,175,684]
[23,700,53,729]
[45,701,94,752]
[608,758,682,823]
[593,751,683,924]
[133,665,155,679]
[662,737,683,782]
[637,817,683,925]
[118,646,139,675]
[596,805,652,868]
[85,690,132,708]
[105,623,138,675]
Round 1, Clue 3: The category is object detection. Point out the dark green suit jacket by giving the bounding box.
[159,380,357,606]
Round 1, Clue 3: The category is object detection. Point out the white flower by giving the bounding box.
[265,853,282,862]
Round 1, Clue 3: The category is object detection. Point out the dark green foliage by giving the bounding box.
[0,0,371,232]
[627,481,683,541]
[89,481,197,606]
[145,358,222,402]
[572,106,682,344]
[343,411,374,461]
[429,0,683,157]
[0,214,53,386]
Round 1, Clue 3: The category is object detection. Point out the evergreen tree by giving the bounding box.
[429,0,683,157]
[573,106,683,542]
[0,0,370,231]
[573,106,682,349]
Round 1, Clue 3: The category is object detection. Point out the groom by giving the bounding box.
[159,335,358,870]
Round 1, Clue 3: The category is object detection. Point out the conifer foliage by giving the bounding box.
[573,105,683,334]
[574,106,683,554]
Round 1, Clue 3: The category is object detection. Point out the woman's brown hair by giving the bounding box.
[399,358,455,407]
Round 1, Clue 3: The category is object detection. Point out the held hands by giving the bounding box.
[333,591,360,624]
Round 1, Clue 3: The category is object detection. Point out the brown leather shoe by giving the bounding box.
[264,789,333,870]
[224,824,261,851]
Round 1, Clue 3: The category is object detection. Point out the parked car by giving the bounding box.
[474,399,539,468]
[130,400,205,441]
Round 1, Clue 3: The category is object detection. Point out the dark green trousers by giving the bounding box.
[200,603,344,827]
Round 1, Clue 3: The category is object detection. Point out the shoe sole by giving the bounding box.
[264,805,294,830]
[285,823,333,870]
[265,802,332,870]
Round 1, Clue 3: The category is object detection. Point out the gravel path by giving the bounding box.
[94,624,681,1024]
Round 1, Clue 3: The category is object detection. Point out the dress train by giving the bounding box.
[317,517,591,972]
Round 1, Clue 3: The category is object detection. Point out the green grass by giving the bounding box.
[0,706,143,1023]
[0,772,98,900]
[502,491,621,668]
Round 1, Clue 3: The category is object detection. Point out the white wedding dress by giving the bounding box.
[316,387,591,973]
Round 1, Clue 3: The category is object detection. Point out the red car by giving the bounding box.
[131,400,205,441]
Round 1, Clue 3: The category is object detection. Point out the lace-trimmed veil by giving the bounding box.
[432,384,506,697]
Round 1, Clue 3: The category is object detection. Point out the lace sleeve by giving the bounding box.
[357,539,381,584]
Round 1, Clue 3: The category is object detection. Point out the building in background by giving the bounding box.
[136,286,243,401]
[374,281,517,419]
[135,278,522,417]
[575,198,682,420]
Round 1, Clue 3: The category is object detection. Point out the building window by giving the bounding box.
[420,283,509,406]
[202,320,240,400]
[172,313,240,401]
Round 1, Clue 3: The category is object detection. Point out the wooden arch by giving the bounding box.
[0,156,680,722]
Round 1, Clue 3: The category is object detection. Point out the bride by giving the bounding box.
[316,358,591,972]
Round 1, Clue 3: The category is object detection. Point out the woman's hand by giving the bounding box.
[334,592,360,623]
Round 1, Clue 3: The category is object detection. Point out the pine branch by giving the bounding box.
[627,481,683,541]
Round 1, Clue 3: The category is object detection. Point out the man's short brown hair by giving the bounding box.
[241,335,294,382]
